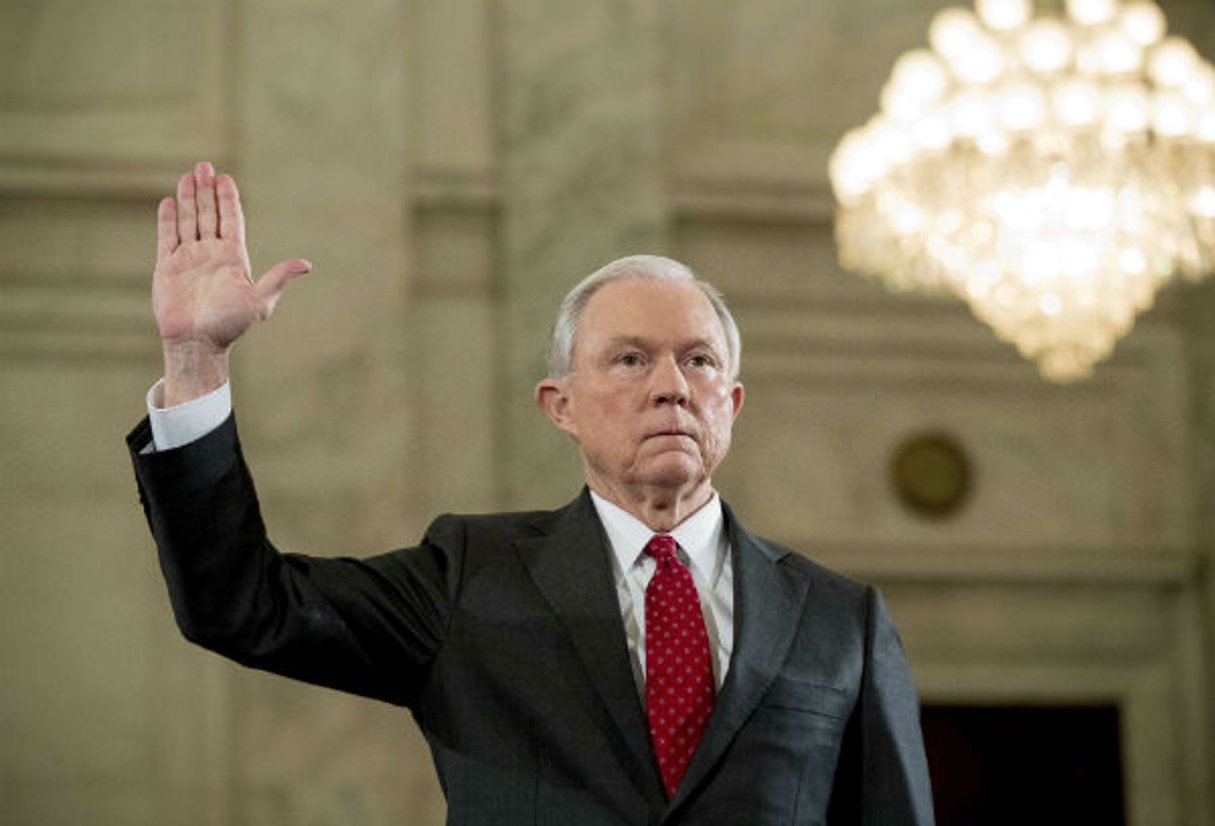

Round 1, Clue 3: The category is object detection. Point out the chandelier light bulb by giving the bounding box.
[998,81,1048,131]
[1053,78,1102,126]
[1149,36,1200,88]
[1197,110,1215,143]
[1184,67,1215,107]
[1094,30,1142,75]
[869,119,915,166]
[977,0,1032,31]
[881,82,917,121]
[830,0,1215,381]
[1066,0,1119,28]
[891,49,951,100]
[1020,19,1075,74]
[883,49,951,120]
[911,112,954,150]
[930,8,984,61]
[952,91,997,138]
[1152,92,1193,137]
[1104,82,1150,133]
[1193,187,1215,219]
[1119,1,1167,46]
[950,34,1005,85]
[828,129,877,205]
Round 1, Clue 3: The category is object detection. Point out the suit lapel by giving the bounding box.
[512,490,667,808]
[665,504,811,817]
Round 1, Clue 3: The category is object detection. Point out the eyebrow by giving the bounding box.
[604,335,723,356]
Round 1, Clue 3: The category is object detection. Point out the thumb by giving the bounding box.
[254,258,312,318]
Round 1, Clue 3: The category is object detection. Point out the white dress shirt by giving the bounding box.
[589,491,734,694]
[144,379,737,696]
[145,378,231,451]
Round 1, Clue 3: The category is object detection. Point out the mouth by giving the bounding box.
[644,428,696,441]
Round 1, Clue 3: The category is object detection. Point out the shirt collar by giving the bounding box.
[589,489,726,583]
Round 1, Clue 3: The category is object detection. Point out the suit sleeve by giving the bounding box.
[127,413,459,708]
[829,587,936,825]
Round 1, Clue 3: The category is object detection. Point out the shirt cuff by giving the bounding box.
[146,379,232,452]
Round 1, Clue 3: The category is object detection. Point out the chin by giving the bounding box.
[636,457,704,490]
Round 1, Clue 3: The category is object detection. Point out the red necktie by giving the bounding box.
[643,534,715,798]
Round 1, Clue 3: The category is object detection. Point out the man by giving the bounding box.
[128,162,934,824]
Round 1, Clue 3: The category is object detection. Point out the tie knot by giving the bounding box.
[644,534,679,563]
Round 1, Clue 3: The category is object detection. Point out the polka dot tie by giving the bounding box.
[643,534,715,798]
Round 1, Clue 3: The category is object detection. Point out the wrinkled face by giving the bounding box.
[538,278,744,502]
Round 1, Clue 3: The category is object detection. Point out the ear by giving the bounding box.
[535,377,579,438]
[729,381,745,421]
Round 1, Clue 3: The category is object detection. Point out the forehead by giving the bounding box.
[578,277,726,349]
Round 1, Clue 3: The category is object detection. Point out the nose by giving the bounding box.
[649,354,690,407]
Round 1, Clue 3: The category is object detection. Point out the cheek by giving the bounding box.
[705,382,738,417]
[698,386,738,449]
[573,388,628,427]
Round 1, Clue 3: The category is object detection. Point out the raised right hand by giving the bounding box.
[153,162,311,405]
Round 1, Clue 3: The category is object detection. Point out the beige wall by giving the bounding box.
[2,1,1213,823]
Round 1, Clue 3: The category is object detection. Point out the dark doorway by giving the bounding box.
[921,704,1125,826]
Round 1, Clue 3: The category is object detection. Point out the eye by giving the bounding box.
[616,351,646,367]
[686,352,717,369]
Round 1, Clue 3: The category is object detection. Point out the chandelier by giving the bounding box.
[828,0,1215,381]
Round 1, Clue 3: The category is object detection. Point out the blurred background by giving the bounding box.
[2,0,1213,823]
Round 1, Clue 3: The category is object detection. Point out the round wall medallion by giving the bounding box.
[889,431,972,518]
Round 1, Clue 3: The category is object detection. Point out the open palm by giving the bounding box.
[153,163,309,353]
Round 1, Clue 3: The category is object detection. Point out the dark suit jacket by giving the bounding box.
[128,414,934,825]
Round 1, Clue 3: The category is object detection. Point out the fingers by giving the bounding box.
[195,162,219,240]
[156,197,178,262]
[253,259,313,318]
[175,171,197,243]
[173,162,221,243]
[160,163,309,321]
[216,173,246,246]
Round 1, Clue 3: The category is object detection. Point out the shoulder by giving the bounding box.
[421,493,588,550]
[724,500,870,598]
[751,531,872,598]
[725,506,878,631]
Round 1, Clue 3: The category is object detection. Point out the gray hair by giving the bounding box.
[546,254,742,380]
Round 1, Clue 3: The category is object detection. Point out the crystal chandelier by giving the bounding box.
[829,0,1215,381]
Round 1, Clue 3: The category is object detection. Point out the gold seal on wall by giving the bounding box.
[889,432,971,518]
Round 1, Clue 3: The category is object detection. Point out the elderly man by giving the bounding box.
[128,163,934,824]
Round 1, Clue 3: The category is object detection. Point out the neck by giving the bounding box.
[586,477,714,533]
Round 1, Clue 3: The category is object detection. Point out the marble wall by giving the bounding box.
[2,0,1213,823]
